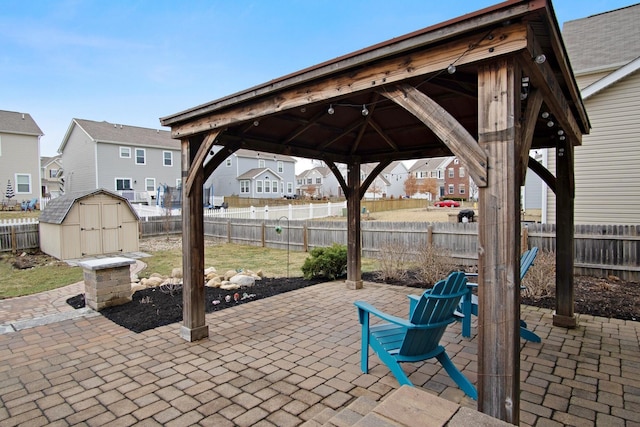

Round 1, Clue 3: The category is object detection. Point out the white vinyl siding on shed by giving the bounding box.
[546,69,640,224]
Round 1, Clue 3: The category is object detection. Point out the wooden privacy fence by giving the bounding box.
[2,216,638,280]
[0,219,39,254]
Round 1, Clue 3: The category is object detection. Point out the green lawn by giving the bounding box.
[0,242,378,299]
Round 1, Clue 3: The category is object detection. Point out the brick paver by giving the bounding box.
[1,280,639,426]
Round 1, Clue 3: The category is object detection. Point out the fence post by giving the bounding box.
[11,227,17,253]
[309,203,313,219]
[327,201,331,217]
[303,223,308,252]
[261,222,266,247]
[427,224,433,246]
[251,206,256,220]
[264,205,269,220]
[227,220,231,243]
[521,225,529,253]
[288,204,293,220]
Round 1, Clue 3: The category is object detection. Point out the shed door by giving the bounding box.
[79,203,102,256]
[102,203,121,253]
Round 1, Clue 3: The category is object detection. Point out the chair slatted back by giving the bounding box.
[401,272,468,356]
[520,247,539,279]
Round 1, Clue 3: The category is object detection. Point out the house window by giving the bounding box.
[240,180,250,193]
[316,178,321,184]
[116,178,132,191]
[448,184,454,194]
[448,168,454,178]
[277,161,283,173]
[145,178,156,192]
[176,179,182,188]
[163,151,173,167]
[280,182,284,193]
[120,147,131,158]
[459,167,465,178]
[459,184,466,194]
[226,158,232,167]
[272,181,278,193]
[49,168,59,178]
[264,178,270,193]
[135,148,146,165]
[437,170,443,179]
[258,159,265,168]
[256,180,263,193]
[297,179,302,185]
[16,174,31,193]
[306,178,312,184]
[287,182,293,194]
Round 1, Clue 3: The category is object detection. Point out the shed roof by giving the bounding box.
[40,189,139,224]
[0,110,43,136]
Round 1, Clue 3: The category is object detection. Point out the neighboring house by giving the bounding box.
[544,4,640,224]
[41,155,63,199]
[359,163,391,200]
[443,157,470,200]
[58,119,180,203]
[379,161,409,199]
[205,148,296,199]
[0,110,43,207]
[408,156,452,199]
[296,166,337,198]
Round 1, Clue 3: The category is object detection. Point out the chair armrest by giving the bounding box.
[354,301,413,328]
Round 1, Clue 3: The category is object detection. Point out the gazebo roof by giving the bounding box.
[161,0,588,166]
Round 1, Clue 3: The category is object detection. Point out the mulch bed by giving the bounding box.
[67,273,640,333]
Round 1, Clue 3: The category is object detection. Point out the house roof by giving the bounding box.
[236,167,283,181]
[562,4,640,74]
[59,119,178,153]
[39,189,139,224]
[381,161,407,175]
[41,155,62,168]
[0,110,43,137]
[408,157,452,173]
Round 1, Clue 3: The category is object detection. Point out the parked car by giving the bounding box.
[434,199,460,208]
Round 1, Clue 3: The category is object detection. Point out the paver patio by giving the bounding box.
[1,279,639,426]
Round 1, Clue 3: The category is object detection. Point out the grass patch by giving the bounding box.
[0,253,83,298]
[0,241,378,298]
[142,242,378,278]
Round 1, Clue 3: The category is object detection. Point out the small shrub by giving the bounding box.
[415,244,457,286]
[301,244,347,280]
[375,242,409,281]
[522,249,555,299]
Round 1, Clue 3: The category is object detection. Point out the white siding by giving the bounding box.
[546,69,640,224]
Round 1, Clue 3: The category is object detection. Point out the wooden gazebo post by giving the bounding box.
[345,161,363,289]
[554,138,577,327]
[180,137,209,342]
[477,58,522,424]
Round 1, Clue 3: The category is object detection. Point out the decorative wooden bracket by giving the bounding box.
[184,130,221,198]
[520,88,543,184]
[381,84,488,187]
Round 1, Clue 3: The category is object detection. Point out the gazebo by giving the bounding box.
[160,0,589,423]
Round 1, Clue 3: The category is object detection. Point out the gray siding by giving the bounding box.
[0,132,41,201]
[546,70,640,224]
[96,142,180,193]
[61,125,98,193]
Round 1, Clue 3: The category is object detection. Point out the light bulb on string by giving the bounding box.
[327,105,334,115]
[361,105,369,116]
[447,64,456,74]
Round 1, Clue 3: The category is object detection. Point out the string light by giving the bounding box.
[534,54,547,64]
[541,111,550,119]
[447,64,456,74]
[361,105,369,116]
[327,104,334,115]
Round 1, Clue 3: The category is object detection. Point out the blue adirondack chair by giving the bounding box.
[21,198,37,211]
[459,247,541,342]
[354,271,477,400]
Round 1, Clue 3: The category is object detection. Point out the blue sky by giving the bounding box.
[2,0,635,171]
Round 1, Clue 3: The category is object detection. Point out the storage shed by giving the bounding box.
[39,189,140,260]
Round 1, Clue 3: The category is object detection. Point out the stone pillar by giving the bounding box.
[79,257,135,311]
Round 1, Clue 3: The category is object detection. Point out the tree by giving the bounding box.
[403,174,419,197]
[369,181,383,199]
[419,178,438,200]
